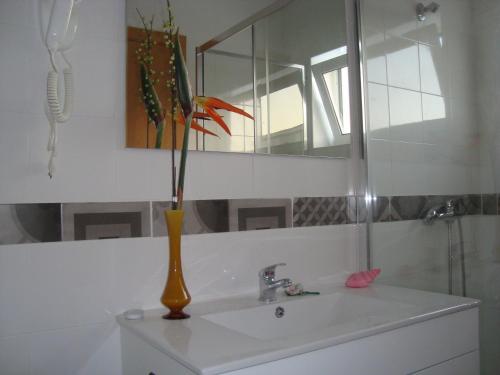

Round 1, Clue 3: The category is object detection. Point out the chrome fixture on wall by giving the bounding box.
[423,199,458,225]
[423,200,466,297]
[416,2,440,21]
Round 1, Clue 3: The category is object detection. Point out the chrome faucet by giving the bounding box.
[258,263,292,302]
[423,199,459,225]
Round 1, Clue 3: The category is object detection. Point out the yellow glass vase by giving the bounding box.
[161,209,191,319]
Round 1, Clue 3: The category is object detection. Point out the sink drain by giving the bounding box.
[275,306,285,318]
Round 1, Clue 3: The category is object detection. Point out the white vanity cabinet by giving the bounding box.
[120,309,479,375]
[118,285,480,375]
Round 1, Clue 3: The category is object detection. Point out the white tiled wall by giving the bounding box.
[471,2,500,373]
[363,2,500,373]
[361,0,480,313]
[474,0,500,194]
[0,226,357,375]
[362,0,479,197]
[0,0,356,374]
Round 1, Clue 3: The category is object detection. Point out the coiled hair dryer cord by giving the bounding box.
[46,52,73,178]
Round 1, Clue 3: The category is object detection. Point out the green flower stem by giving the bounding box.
[176,110,193,209]
[155,119,165,149]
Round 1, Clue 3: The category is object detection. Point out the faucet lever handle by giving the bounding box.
[259,263,286,279]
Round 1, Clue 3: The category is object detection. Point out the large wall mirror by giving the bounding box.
[0,0,361,247]
[126,0,353,158]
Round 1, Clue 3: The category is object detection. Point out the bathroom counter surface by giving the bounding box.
[117,283,479,375]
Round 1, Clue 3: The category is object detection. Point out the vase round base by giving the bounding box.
[162,311,190,320]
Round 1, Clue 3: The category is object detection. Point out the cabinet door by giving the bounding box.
[122,330,195,375]
[411,351,479,375]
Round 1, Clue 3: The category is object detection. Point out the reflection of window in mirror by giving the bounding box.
[257,66,305,156]
[310,46,351,157]
[260,85,303,135]
[323,67,350,135]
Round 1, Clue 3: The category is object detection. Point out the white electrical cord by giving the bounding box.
[46,51,74,178]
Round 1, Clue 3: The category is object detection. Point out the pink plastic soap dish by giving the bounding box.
[345,269,381,288]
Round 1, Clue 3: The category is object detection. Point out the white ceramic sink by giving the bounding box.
[117,284,480,375]
[202,292,417,340]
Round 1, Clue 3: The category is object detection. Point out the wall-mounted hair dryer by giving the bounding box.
[41,0,82,178]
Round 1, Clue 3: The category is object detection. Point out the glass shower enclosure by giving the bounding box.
[360,0,500,373]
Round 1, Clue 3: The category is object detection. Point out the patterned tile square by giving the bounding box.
[293,197,347,227]
[390,196,426,221]
[62,202,150,241]
[371,196,390,222]
[0,204,61,245]
[152,200,229,236]
[229,199,291,231]
[347,196,357,224]
[462,194,481,215]
[482,194,497,215]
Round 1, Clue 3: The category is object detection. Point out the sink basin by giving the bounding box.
[118,284,480,375]
[202,292,417,340]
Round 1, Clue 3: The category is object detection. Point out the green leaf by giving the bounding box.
[139,63,163,127]
[173,32,193,117]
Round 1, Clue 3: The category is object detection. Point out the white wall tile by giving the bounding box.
[252,154,349,198]
[0,336,31,375]
[78,0,123,42]
[419,44,449,96]
[0,245,31,338]
[368,139,392,196]
[386,37,420,91]
[25,116,116,203]
[0,0,31,28]
[185,151,255,200]
[0,112,30,202]
[372,219,450,294]
[388,87,423,143]
[390,141,426,196]
[422,93,446,122]
[29,322,116,375]
[377,0,418,39]
[367,83,390,135]
[364,29,387,85]
[24,241,114,333]
[71,38,121,118]
[0,23,31,114]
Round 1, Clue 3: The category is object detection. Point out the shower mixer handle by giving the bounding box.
[416,2,440,21]
[423,199,458,225]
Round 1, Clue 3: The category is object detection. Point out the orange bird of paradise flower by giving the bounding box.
[176,96,254,137]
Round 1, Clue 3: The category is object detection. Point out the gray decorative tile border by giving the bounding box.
[293,197,347,227]
[1,194,499,245]
[373,194,498,223]
[152,198,290,236]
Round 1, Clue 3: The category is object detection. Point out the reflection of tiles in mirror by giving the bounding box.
[152,200,229,236]
[229,199,291,232]
[62,202,150,241]
[293,197,347,227]
[0,203,61,244]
